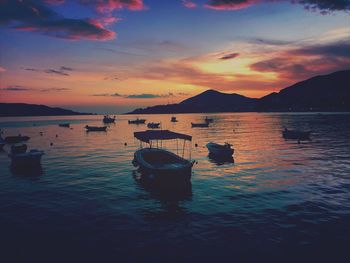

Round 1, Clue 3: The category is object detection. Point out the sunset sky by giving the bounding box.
[0,0,349,113]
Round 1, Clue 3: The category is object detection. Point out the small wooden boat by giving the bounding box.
[103,115,116,123]
[204,117,214,123]
[282,128,311,141]
[171,116,178,122]
[4,135,30,144]
[59,123,70,128]
[85,125,107,132]
[8,144,44,168]
[206,142,234,157]
[128,118,146,124]
[133,130,194,180]
[191,122,209,128]
[147,122,160,129]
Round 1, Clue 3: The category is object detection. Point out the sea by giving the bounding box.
[0,113,350,262]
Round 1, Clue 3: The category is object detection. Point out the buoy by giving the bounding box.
[50,142,53,146]
[56,134,58,138]
[195,143,198,147]
[124,142,127,146]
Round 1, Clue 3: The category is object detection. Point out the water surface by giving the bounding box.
[1,113,350,262]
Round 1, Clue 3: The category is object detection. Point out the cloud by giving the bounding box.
[220,52,240,60]
[0,66,6,73]
[22,66,74,76]
[1,85,31,91]
[203,0,350,13]
[250,39,350,79]
[80,0,145,13]
[0,0,116,41]
[182,0,197,8]
[40,87,71,92]
[91,92,172,98]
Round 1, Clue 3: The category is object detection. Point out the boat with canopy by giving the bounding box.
[133,130,194,180]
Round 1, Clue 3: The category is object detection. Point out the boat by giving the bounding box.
[282,128,311,141]
[85,125,107,132]
[133,130,194,181]
[204,117,214,123]
[206,142,234,157]
[0,135,5,149]
[171,116,178,122]
[191,122,209,128]
[103,115,116,123]
[147,122,160,129]
[128,118,146,124]
[59,123,70,128]
[4,135,30,144]
[8,144,44,168]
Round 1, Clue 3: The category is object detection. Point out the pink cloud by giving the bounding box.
[0,66,6,73]
[182,0,197,8]
[204,0,262,10]
[81,0,145,13]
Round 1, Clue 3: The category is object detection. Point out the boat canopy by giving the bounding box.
[134,130,192,143]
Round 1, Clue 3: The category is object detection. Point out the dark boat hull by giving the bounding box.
[5,136,30,144]
[191,123,209,128]
[283,130,311,140]
[133,148,193,180]
[85,126,107,132]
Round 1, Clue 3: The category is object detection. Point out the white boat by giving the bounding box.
[133,130,194,180]
[8,144,44,168]
[206,142,234,157]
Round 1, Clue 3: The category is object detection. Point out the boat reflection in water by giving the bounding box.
[208,153,235,165]
[133,170,192,219]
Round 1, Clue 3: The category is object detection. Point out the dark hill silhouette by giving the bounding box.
[0,103,92,116]
[128,69,350,114]
[257,70,350,111]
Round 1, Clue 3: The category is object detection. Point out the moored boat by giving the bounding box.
[171,116,178,122]
[147,122,160,129]
[206,142,234,157]
[4,135,30,144]
[85,125,107,132]
[103,115,116,123]
[282,128,311,141]
[133,130,194,181]
[204,117,214,123]
[8,144,44,168]
[59,123,70,128]
[128,118,146,124]
[191,122,209,128]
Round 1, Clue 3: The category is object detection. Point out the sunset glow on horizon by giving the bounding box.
[1,0,349,113]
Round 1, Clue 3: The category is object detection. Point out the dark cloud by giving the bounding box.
[292,41,350,58]
[1,85,31,91]
[220,52,240,60]
[91,93,172,98]
[45,69,69,76]
[40,87,71,92]
[60,66,73,71]
[204,0,350,13]
[0,0,116,40]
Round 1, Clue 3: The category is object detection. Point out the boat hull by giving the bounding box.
[133,148,193,180]
[85,126,107,132]
[283,130,311,140]
[206,142,234,157]
[129,119,146,124]
[191,123,209,128]
[9,150,44,167]
[5,136,30,144]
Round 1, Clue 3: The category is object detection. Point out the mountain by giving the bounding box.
[0,103,93,117]
[257,70,350,111]
[127,69,350,114]
[129,90,257,114]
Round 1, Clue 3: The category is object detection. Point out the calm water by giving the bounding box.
[1,113,350,262]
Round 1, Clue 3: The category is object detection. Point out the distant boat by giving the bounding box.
[171,116,178,122]
[147,122,160,129]
[206,142,234,157]
[128,118,146,124]
[4,135,30,144]
[191,122,209,128]
[282,128,311,141]
[85,125,107,132]
[8,144,44,168]
[59,123,70,128]
[0,135,5,149]
[204,117,214,123]
[103,115,116,123]
[133,130,194,180]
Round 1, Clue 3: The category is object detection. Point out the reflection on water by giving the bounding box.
[208,153,235,165]
[0,113,350,261]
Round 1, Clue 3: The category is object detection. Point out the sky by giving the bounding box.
[0,0,349,113]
